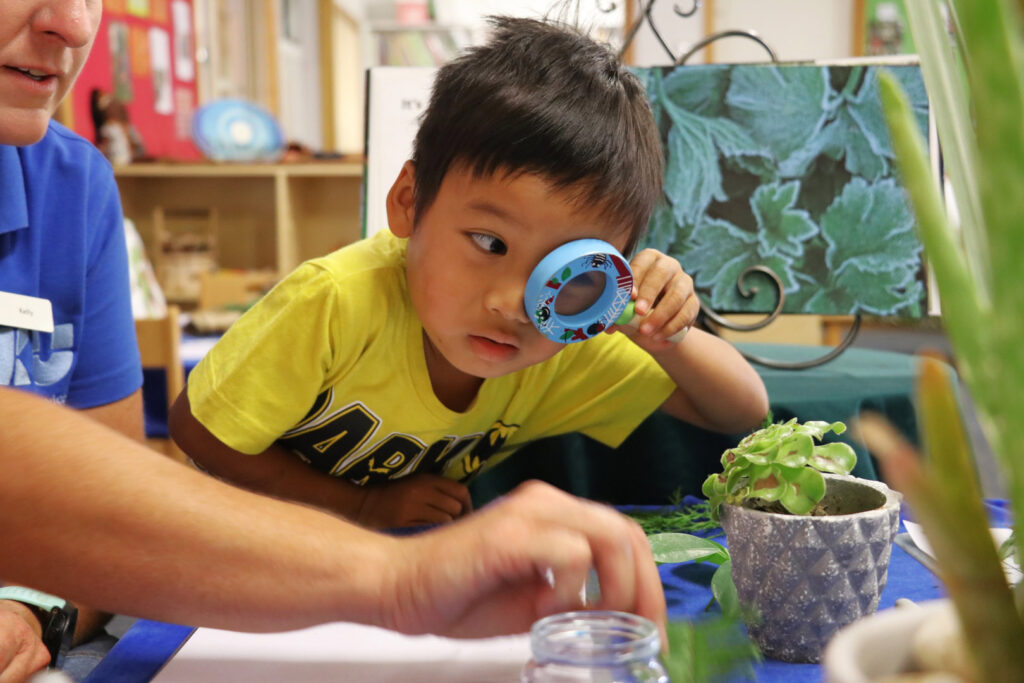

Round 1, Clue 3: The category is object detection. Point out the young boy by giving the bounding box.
[170,16,768,529]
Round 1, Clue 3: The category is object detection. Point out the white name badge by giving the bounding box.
[0,291,55,334]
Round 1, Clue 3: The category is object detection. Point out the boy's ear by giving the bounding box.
[387,160,416,238]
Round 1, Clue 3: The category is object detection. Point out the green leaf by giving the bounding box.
[750,473,786,502]
[702,474,725,519]
[725,65,832,173]
[775,432,814,467]
[740,449,771,466]
[796,420,844,439]
[832,261,925,316]
[751,181,819,259]
[902,0,988,301]
[649,533,730,565]
[720,448,740,468]
[657,67,772,227]
[711,561,740,619]
[780,468,826,515]
[662,617,760,683]
[645,201,690,255]
[998,531,1017,562]
[821,177,921,275]
[683,218,800,312]
[662,64,732,117]
[774,465,806,483]
[683,217,757,285]
[663,116,726,226]
[725,467,749,497]
[810,442,858,474]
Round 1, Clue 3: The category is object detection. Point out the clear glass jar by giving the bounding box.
[521,611,668,683]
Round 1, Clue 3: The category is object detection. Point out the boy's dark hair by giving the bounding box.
[411,16,663,256]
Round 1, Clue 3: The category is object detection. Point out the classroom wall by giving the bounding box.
[629,0,856,66]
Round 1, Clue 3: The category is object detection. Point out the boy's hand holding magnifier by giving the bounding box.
[524,240,696,351]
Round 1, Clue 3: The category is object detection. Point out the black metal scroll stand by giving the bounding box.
[598,0,862,370]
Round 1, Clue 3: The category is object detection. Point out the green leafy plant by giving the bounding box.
[647,534,758,681]
[859,0,1024,678]
[662,616,760,683]
[701,418,858,519]
[649,533,738,619]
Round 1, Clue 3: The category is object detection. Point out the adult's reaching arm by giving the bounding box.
[0,387,665,639]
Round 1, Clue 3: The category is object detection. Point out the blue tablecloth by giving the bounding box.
[84,508,952,683]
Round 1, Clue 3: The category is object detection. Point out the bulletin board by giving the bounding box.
[68,0,200,160]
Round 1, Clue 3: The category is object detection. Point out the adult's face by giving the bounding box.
[0,1,102,146]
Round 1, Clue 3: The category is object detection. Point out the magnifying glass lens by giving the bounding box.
[555,271,607,316]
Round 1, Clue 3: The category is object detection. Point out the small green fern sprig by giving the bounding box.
[627,490,720,536]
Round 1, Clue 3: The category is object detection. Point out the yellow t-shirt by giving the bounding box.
[187,230,677,484]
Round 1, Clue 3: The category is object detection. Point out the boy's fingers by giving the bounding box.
[412,509,457,525]
[426,490,469,518]
[633,257,679,313]
[432,477,473,514]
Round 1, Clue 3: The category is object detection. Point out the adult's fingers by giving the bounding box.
[0,641,49,683]
[503,483,666,629]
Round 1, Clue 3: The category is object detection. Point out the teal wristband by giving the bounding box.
[0,586,77,668]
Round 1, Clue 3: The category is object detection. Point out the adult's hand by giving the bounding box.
[379,480,666,642]
[0,600,49,682]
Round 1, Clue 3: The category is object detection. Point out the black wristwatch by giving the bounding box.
[0,586,78,668]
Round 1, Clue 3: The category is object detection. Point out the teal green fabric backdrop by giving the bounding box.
[469,344,937,507]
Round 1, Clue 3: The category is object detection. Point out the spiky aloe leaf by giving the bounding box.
[949,0,1024,585]
[860,358,1024,682]
[903,0,988,299]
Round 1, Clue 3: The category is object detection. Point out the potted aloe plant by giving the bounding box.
[822,0,1024,680]
[700,418,901,663]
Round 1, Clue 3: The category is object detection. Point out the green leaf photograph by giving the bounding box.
[635,63,931,316]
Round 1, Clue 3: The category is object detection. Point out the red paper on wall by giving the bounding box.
[69,0,200,160]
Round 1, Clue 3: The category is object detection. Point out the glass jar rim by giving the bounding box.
[529,610,661,666]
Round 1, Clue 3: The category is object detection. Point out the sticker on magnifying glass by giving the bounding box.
[524,239,633,344]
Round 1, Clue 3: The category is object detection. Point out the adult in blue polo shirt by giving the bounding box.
[0,120,141,408]
[0,1,141,680]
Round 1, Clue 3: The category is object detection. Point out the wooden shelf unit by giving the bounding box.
[114,162,365,277]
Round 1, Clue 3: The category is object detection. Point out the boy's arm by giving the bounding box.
[650,329,769,433]
[169,390,471,528]
[617,249,769,434]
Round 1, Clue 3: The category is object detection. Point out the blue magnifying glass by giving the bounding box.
[523,240,631,344]
[524,240,690,344]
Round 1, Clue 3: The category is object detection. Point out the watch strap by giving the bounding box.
[0,586,67,611]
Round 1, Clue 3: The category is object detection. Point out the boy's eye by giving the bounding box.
[470,233,507,255]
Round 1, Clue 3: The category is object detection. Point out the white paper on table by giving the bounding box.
[153,621,531,683]
[904,520,1022,585]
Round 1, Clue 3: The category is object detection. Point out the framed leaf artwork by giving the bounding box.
[634,61,932,317]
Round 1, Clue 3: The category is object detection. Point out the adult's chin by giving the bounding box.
[0,108,53,146]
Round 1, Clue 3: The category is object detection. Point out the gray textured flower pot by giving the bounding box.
[720,474,901,663]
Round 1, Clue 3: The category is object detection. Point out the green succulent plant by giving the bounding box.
[701,418,858,519]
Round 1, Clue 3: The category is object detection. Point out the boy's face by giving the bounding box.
[0,1,102,146]
[388,162,630,384]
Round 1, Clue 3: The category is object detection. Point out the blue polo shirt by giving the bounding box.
[0,120,141,408]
